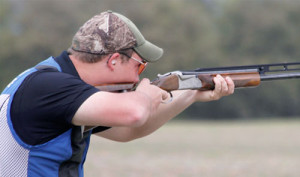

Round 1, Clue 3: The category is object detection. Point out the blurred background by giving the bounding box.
[2,0,300,119]
[1,0,300,176]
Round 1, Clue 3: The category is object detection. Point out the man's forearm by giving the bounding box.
[117,90,197,140]
[95,90,196,141]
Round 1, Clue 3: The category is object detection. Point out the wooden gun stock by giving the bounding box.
[95,83,135,92]
[151,74,180,91]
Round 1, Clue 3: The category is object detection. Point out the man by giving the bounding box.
[0,11,234,177]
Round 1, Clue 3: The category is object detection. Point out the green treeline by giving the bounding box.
[1,0,300,119]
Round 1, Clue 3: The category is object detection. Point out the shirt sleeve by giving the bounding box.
[11,68,100,145]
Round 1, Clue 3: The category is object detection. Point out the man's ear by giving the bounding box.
[107,53,120,71]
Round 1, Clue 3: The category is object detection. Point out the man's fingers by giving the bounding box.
[218,75,228,93]
[213,75,223,94]
[211,74,235,100]
[161,91,169,101]
[195,75,235,102]
[140,78,150,85]
[226,76,235,94]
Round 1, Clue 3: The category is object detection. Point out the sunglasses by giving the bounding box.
[120,53,148,75]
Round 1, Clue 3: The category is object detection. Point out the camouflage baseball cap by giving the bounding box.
[71,10,163,62]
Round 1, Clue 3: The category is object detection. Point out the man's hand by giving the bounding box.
[136,78,169,112]
[194,74,235,102]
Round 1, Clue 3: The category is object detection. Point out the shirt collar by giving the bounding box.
[54,51,80,78]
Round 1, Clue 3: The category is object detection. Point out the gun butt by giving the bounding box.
[95,83,135,92]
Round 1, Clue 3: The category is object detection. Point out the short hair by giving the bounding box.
[67,48,104,63]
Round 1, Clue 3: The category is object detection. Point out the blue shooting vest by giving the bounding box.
[0,57,91,177]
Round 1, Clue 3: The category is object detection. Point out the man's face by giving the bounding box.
[114,52,147,83]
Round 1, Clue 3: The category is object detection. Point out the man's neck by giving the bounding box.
[69,55,110,86]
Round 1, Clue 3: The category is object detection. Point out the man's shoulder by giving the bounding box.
[11,65,99,145]
[23,68,84,92]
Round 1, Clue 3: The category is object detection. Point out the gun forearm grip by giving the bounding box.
[197,72,261,91]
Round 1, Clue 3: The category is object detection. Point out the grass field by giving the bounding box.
[84,119,300,177]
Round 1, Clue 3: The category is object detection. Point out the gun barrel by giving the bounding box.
[193,62,300,74]
[260,73,300,81]
[182,69,258,75]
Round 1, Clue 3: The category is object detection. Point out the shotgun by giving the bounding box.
[96,62,300,92]
[89,62,300,132]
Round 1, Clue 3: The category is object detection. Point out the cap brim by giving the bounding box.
[134,40,163,62]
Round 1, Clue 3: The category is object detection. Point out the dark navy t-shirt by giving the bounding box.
[11,51,109,145]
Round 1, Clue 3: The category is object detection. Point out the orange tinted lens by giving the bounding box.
[138,62,147,74]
